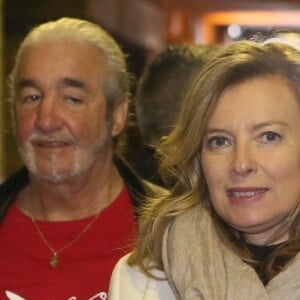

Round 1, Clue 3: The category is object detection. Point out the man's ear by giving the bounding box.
[111,98,129,137]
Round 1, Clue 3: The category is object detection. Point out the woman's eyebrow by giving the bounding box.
[253,121,288,130]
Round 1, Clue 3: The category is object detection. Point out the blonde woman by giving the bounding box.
[109,40,300,299]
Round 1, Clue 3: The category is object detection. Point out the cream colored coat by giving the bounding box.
[109,206,300,300]
[109,252,300,300]
[108,254,175,299]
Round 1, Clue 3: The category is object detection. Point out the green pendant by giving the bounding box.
[49,253,58,268]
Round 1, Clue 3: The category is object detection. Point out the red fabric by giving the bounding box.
[0,187,137,300]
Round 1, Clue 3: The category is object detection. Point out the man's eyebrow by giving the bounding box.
[58,77,88,91]
[15,77,89,92]
[16,79,38,90]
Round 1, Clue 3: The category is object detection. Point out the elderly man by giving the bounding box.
[0,17,153,299]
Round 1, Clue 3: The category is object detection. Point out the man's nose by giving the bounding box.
[34,96,63,132]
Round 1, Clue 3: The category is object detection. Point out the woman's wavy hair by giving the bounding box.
[130,40,300,282]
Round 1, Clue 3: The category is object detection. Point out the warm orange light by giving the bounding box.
[165,10,191,42]
[203,11,300,26]
[199,10,300,43]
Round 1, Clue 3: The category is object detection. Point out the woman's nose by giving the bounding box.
[231,142,257,177]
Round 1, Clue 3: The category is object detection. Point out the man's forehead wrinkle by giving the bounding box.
[57,77,88,91]
[15,76,90,93]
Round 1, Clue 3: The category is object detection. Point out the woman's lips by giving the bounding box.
[226,187,269,204]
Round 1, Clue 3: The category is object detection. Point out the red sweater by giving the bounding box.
[0,187,137,300]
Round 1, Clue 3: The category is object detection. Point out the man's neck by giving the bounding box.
[17,163,124,222]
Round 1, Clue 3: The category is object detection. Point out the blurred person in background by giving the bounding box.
[123,44,219,186]
[0,17,160,299]
[109,40,300,299]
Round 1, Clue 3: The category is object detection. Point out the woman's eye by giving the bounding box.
[260,131,281,143]
[206,136,230,149]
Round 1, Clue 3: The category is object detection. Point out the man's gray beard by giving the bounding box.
[18,135,112,184]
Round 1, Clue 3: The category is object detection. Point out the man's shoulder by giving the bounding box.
[0,168,28,195]
[0,168,28,221]
[114,156,167,210]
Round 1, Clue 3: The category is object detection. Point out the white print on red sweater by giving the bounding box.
[5,290,107,300]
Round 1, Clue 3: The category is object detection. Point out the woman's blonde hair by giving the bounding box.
[130,40,300,282]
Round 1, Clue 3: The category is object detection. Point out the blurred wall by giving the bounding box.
[86,0,165,52]
[0,0,4,181]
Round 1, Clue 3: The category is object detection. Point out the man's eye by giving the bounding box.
[260,131,281,143]
[23,94,41,102]
[65,96,83,104]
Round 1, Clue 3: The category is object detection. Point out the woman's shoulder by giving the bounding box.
[108,253,176,300]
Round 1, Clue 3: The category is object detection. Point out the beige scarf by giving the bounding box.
[162,205,300,300]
